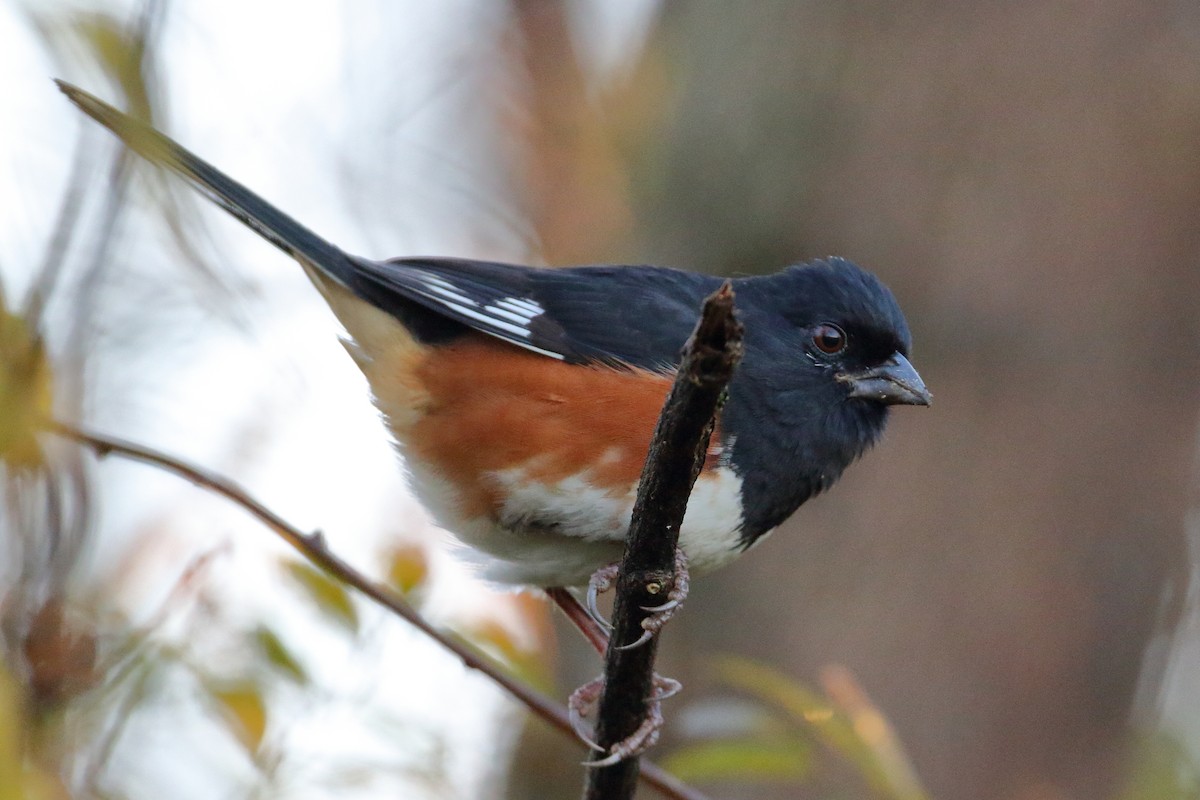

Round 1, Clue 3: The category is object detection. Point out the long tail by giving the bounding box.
[56,80,357,290]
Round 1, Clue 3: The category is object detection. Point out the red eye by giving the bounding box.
[812,323,847,355]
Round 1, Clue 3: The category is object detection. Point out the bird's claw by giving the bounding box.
[585,549,690,649]
[581,713,662,767]
[570,674,682,765]
[585,563,620,630]
[570,551,690,762]
[569,677,606,751]
[641,598,680,614]
[615,629,655,651]
[623,549,690,650]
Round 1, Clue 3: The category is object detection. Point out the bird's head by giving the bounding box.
[752,257,930,412]
[729,258,930,536]
[788,258,929,408]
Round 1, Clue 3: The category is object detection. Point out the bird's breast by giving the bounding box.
[372,333,745,586]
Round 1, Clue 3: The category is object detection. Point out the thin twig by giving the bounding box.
[584,283,744,799]
[44,420,707,800]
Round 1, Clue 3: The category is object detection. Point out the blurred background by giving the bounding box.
[2,1,1199,798]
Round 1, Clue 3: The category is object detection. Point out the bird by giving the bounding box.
[57,81,930,762]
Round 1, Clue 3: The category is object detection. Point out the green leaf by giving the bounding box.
[253,626,308,685]
[1119,732,1200,800]
[714,657,825,718]
[281,560,359,632]
[663,738,812,783]
[714,656,930,800]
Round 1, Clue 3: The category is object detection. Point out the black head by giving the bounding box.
[727,257,930,541]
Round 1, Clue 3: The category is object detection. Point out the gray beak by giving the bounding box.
[839,352,932,407]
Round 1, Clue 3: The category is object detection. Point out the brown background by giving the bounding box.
[506,2,1200,798]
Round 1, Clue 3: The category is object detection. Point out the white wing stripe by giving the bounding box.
[401,272,564,360]
[418,273,462,292]
[484,304,536,324]
[417,281,481,308]
[514,343,566,360]
[439,300,531,337]
[497,297,542,314]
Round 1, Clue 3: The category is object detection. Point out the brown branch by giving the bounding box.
[44,420,708,800]
[585,283,744,799]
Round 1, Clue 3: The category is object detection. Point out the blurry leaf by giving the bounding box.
[453,620,552,693]
[212,683,268,755]
[32,6,235,300]
[253,626,309,686]
[281,560,359,632]
[715,656,929,800]
[0,666,67,800]
[662,738,812,783]
[71,12,150,122]
[715,656,842,731]
[0,667,28,800]
[819,665,929,800]
[450,592,555,691]
[0,289,54,470]
[1118,732,1200,800]
[385,543,429,599]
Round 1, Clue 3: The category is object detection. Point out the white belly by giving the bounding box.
[406,460,746,587]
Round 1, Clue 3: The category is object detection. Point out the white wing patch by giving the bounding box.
[415,273,480,307]
[487,297,542,325]
[407,272,565,360]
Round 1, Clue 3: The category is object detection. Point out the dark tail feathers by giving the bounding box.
[56,80,355,288]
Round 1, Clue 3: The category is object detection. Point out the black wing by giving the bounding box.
[358,257,723,369]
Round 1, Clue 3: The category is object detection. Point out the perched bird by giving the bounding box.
[58,81,930,760]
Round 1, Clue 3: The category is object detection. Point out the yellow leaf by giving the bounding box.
[0,668,25,800]
[213,684,267,754]
[385,543,428,598]
[71,12,151,122]
[456,619,552,692]
[0,666,73,800]
[0,296,53,470]
[280,560,359,632]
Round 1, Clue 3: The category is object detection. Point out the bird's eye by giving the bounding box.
[812,323,847,355]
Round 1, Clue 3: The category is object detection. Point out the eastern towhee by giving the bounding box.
[58,81,931,763]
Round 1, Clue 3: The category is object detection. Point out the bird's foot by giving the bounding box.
[569,673,682,766]
[586,549,690,650]
[584,563,620,631]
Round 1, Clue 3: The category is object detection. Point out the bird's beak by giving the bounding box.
[839,352,932,407]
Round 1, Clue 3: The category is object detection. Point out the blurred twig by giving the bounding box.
[44,420,708,800]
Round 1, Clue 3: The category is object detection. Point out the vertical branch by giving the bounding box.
[584,283,743,799]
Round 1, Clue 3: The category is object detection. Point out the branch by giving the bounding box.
[44,420,708,800]
[585,283,744,798]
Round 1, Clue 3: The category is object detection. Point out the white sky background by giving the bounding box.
[0,0,658,797]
